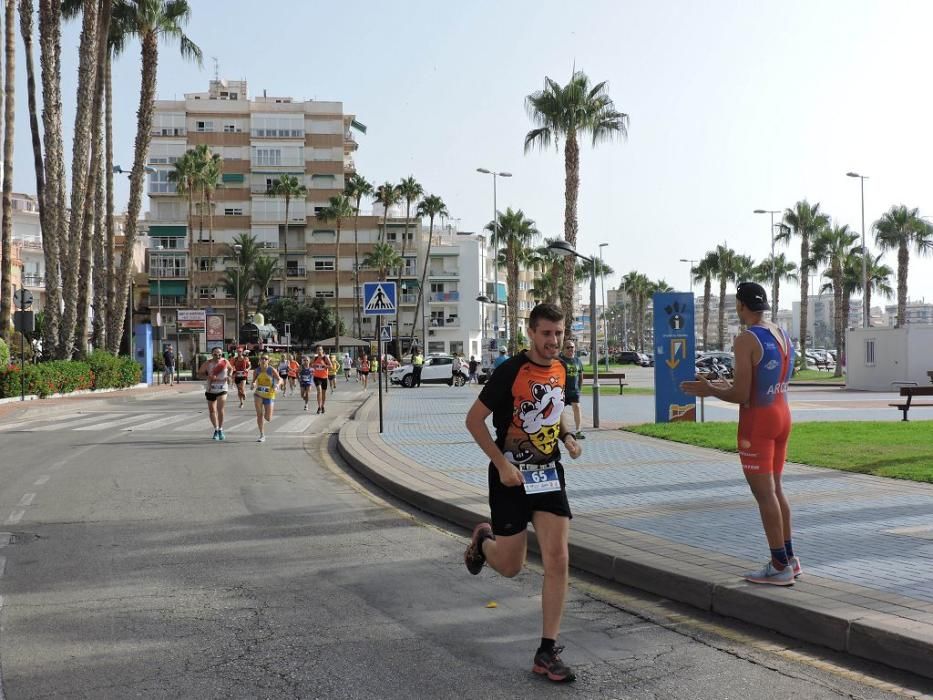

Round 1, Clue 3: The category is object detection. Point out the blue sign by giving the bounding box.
[652,293,696,423]
[381,325,392,342]
[363,282,397,316]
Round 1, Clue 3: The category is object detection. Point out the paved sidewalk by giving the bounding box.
[337,385,933,681]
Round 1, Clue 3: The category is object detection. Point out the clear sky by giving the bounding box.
[13,0,933,309]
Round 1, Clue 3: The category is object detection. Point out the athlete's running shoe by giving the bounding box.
[744,561,795,586]
[790,556,803,578]
[532,646,576,683]
[257,434,265,443]
[212,429,220,440]
[303,403,308,411]
[464,523,494,575]
[218,430,225,441]
[574,431,585,440]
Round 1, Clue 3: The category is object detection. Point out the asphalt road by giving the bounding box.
[0,386,929,699]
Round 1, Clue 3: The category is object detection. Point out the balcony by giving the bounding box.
[150,267,188,278]
[22,274,45,288]
[286,267,307,277]
[151,295,186,306]
[429,291,459,302]
[428,318,459,329]
[400,293,417,305]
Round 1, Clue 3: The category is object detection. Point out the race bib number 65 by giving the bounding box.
[520,464,561,494]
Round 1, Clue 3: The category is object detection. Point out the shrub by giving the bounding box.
[86,350,141,390]
[0,353,140,398]
[0,337,8,368]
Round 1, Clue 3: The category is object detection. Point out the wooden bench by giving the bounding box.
[890,385,933,421]
[582,372,627,394]
[927,370,933,385]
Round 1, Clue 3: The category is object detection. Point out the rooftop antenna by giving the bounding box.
[212,56,219,81]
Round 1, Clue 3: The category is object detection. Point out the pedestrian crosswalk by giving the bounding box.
[0,408,324,437]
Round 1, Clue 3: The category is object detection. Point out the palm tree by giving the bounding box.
[811,224,859,377]
[395,176,422,353]
[373,181,401,244]
[873,205,933,327]
[524,70,628,336]
[316,194,354,355]
[863,252,894,323]
[344,172,373,338]
[780,200,830,367]
[413,194,448,350]
[691,252,719,351]
[713,244,738,350]
[486,208,540,355]
[109,0,202,354]
[754,252,798,322]
[168,149,200,305]
[528,237,565,305]
[195,144,222,282]
[269,172,306,297]
[0,0,15,340]
[621,271,650,352]
[364,241,402,282]
[251,256,278,314]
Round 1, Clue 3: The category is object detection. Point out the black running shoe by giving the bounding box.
[464,523,494,575]
[532,646,576,683]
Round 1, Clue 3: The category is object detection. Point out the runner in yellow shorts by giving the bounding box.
[250,353,284,443]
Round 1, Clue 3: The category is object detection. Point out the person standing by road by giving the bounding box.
[468,355,479,384]
[412,350,424,388]
[559,340,585,440]
[492,347,509,371]
[250,353,284,443]
[681,282,799,586]
[463,303,582,683]
[231,348,252,408]
[311,346,331,414]
[451,353,463,387]
[198,348,230,441]
[162,345,176,386]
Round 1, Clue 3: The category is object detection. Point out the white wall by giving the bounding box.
[846,326,933,390]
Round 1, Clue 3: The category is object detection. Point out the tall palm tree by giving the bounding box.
[780,200,830,367]
[0,0,15,340]
[394,176,422,353]
[109,0,201,354]
[373,181,401,244]
[251,255,278,314]
[364,241,402,282]
[524,70,628,336]
[754,252,798,322]
[811,224,859,377]
[691,252,719,351]
[344,172,373,338]
[316,194,354,355]
[413,194,448,350]
[712,244,738,350]
[486,208,540,355]
[873,205,933,327]
[168,149,200,305]
[197,144,222,292]
[863,252,894,323]
[527,237,565,305]
[621,271,650,352]
[269,172,306,298]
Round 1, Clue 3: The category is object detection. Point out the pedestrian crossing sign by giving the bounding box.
[363,282,397,316]
[381,326,392,342]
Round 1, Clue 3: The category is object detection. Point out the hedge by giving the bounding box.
[0,338,8,368]
[0,354,141,399]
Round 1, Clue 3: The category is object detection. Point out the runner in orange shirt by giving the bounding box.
[231,348,252,408]
[286,353,300,397]
[311,346,332,414]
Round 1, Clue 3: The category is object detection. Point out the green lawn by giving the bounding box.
[792,369,845,383]
[624,421,933,482]
[580,385,653,396]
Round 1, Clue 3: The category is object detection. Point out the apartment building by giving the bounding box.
[883,300,933,326]
[146,78,370,345]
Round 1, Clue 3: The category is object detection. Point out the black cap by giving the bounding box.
[736,282,770,311]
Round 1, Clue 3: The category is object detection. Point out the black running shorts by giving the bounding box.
[487,463,572,537]
[204,391,227,402]
[314,377,328,389]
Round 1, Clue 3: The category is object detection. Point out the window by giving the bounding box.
[198,258,211,271]
[152,237,180,250]
[431,311,445,326]
[251,114,304,138]
[428,342,445,354]
[431,282,445,294]
[223,123,237,133]
[449,341,464,356]
[224,207,244,216]
[153,112,185,136]
[314,257,335,272]
[148,169,177,194]
[196,120,214,132]
[198,286,214,299]
[865,339,875,366]
[254,148,281,166]
[315,290,335,298]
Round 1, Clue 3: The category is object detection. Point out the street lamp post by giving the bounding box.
[477,168,511,351]
[548,240,599,429]
[846,172,870,327]
[678,258,698,294]
[233,243,242,347]
[599,243,609,371]
[753,209,782,321]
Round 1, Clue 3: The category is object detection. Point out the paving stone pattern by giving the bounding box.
[383,386,933,602]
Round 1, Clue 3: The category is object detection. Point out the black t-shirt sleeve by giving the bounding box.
[478,356,519,412]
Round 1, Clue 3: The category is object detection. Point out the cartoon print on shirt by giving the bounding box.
[502,375,566,464]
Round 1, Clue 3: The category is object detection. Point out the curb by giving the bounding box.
[336,398,933,682]
[0,383,150,405]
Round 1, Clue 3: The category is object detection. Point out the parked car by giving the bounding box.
[642,352,655,367]
[614,351,649,366]
[389,354,469,387]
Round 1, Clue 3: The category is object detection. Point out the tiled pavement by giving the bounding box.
[338,384,933,680]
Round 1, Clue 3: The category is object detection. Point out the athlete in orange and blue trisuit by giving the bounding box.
[682,282,800,587]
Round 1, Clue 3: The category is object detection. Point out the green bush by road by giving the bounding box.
[0,353,141,399]
[624,421,933,483]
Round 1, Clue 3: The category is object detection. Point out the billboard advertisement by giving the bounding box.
[206,314,225,341]
[177,309,206,331]
[652,293,697,423]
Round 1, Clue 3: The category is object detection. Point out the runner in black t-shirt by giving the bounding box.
[463,303,582,683]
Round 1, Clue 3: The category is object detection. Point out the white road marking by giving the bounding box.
[175,416,216,432]
[74,413,159,431]
[271,414,317,434]
[34,475,50,486]
[4,511,24,525]
[17,494,35,507]
[0,556,5,577]
[123,413,194,431]
[30,413,122,431]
